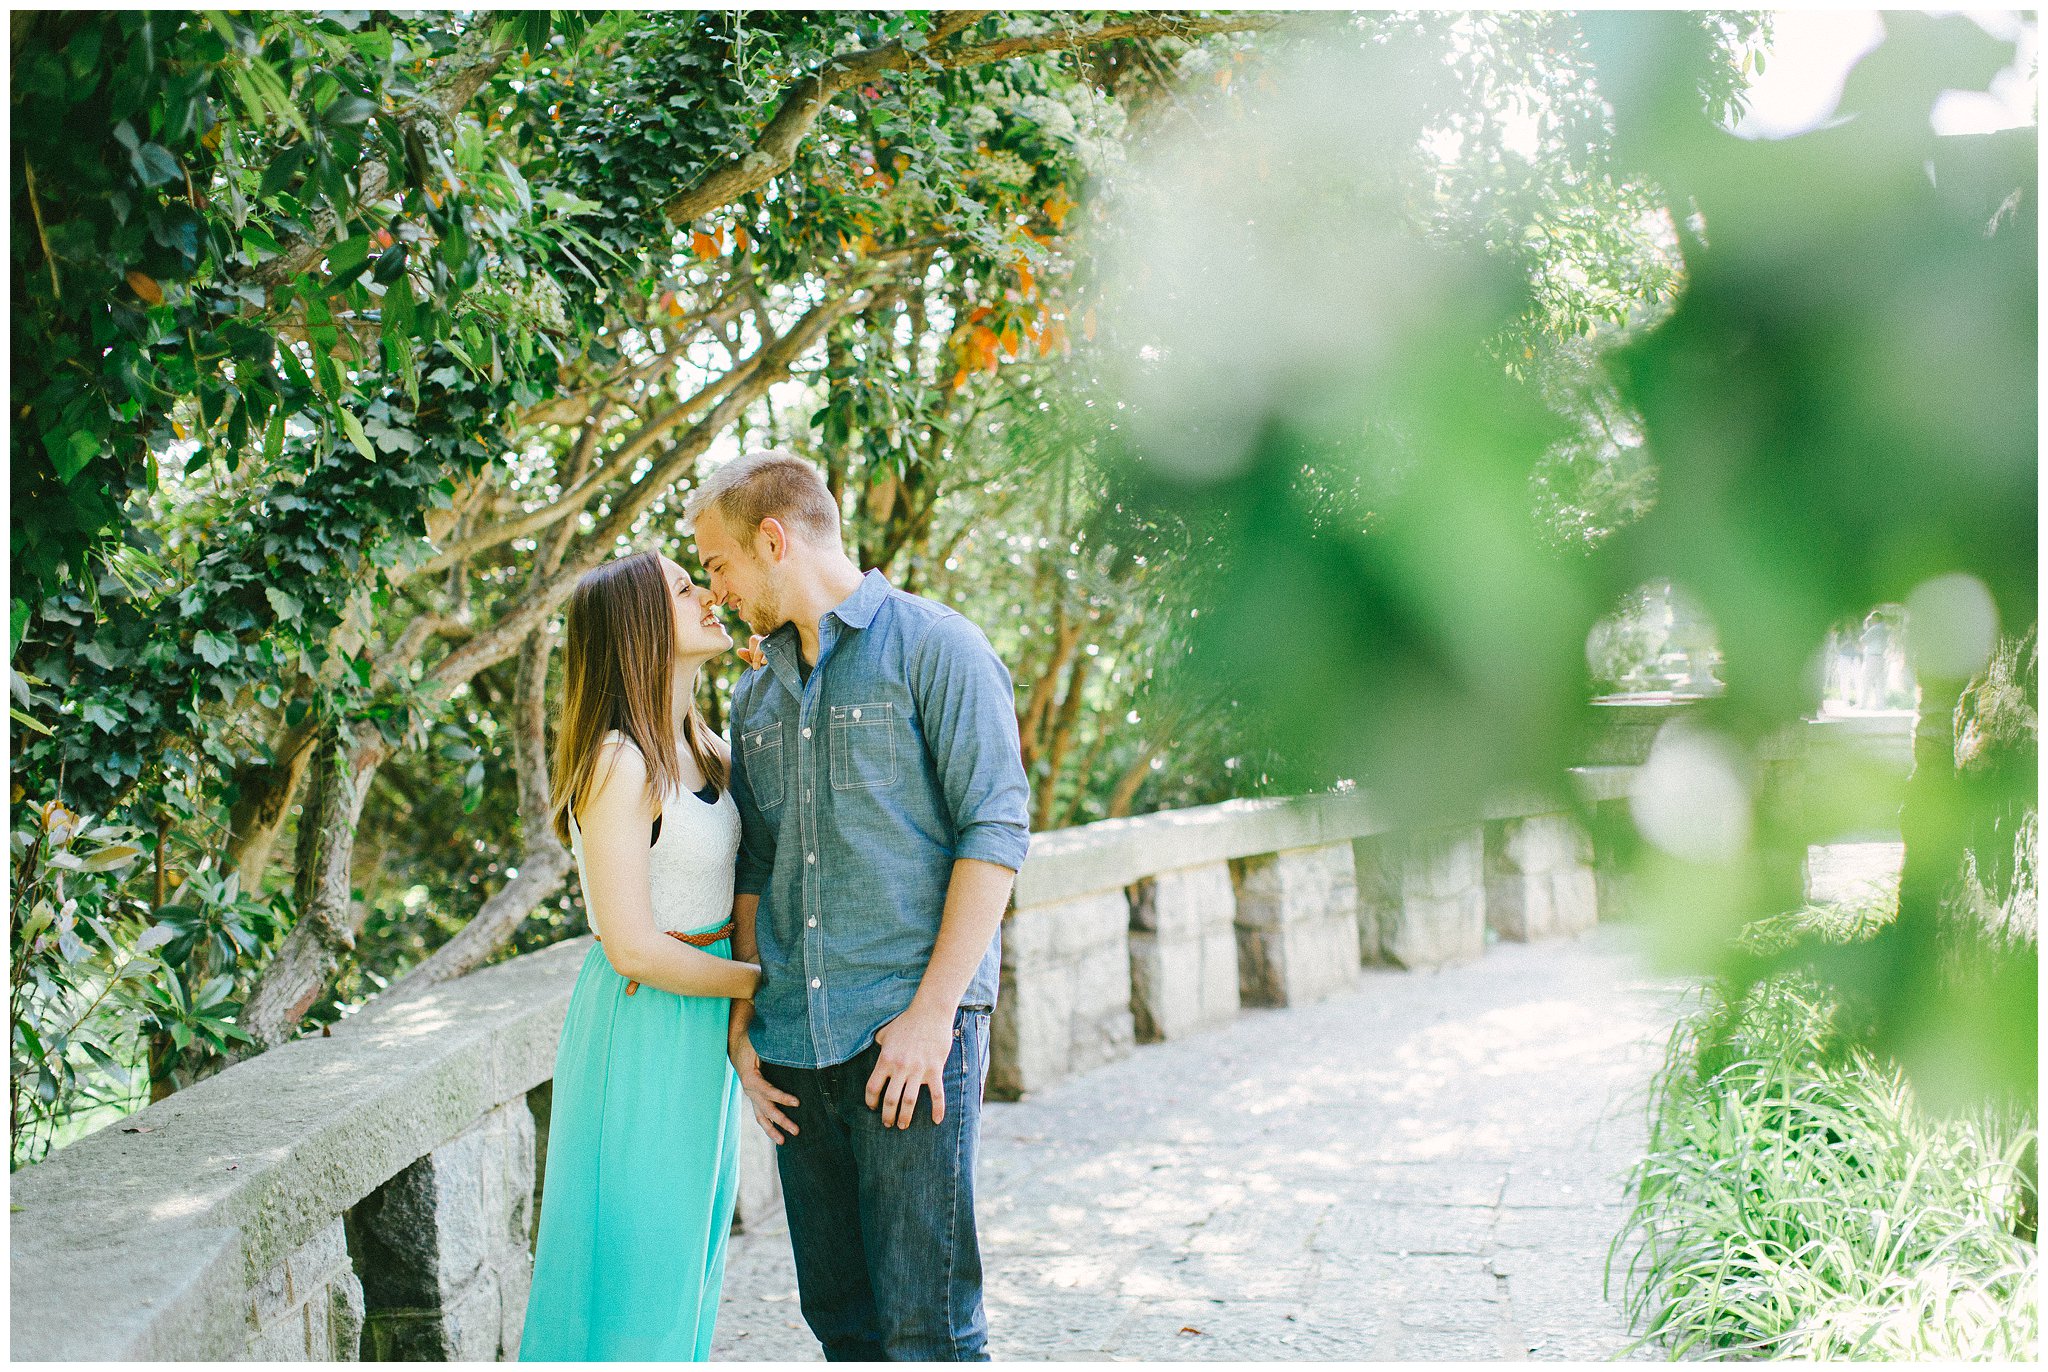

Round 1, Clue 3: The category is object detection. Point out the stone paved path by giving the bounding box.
[713,924,1689,1361]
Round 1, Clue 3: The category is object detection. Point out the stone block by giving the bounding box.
[1232,844,1362,1006]
[1128,864,1241,1043]
[350,1098,535,1362]
[243,1217,363,1360]
[1363,828,1486,969]
[1486,814,1598,942]
[991,892,1134,1098]
[1129,862,1236,941]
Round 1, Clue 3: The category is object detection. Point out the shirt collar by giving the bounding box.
[827,568,890,631]
[756,570,889,698]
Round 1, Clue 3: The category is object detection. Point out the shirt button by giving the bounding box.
[806,852,816,864]
[811,977,822,989]
[807,918,817,927]
[802,727,812,738]
[852,708,862,720]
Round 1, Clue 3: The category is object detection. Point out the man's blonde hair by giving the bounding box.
[682,448,840,548]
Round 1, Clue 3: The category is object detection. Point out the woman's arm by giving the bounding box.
[578,739,760,1000]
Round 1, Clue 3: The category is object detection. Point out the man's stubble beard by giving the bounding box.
[746,582,785,638]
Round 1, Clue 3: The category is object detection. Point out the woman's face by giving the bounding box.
[660,554,733,659]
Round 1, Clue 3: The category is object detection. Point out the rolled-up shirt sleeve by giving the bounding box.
[728,675,777,896]
[908,613,1032,871]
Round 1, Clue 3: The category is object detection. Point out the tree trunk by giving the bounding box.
[1105,748,1159,819]
[224,713,322,892]
[235,726,390,1050]
[1034,650,1090,832]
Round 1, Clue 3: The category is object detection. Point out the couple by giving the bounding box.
[517,450,1030,1362]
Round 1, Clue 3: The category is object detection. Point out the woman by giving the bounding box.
[519,550,759,1361]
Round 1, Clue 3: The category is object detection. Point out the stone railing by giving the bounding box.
[24,720,1900,1361]
[990,775,1640,1098]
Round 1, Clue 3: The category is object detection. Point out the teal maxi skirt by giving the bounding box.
[519,938,744,1361]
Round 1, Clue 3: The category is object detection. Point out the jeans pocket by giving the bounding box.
[740,723,785,809]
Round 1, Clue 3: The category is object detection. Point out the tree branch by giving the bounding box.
[381,626,570,996]
[660,11,1280,228]
[416,286,867,705]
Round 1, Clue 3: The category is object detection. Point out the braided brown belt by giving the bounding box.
[593,922,736,996]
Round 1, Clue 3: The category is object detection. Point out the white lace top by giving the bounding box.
[568,729,740,936]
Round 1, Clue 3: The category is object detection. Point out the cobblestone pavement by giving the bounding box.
[714,923,1690,1361]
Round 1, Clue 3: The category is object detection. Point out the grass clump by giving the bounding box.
[1611,889,2038,1360]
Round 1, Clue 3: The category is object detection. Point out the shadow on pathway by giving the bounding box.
[715,923,1688,1361]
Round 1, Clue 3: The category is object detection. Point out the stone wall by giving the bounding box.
[1128,862,1241,1041]
[12,774,1665,1361]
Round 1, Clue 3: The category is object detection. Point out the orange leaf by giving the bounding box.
[693,230,720,259]
[967,305,992,325]
[734,225,752,253]
[1045,319,1070,356]
[1082,307,1098,342]
[126,270,163,306]
[171,418,187,440]
[1042,188,1076,230]
[1016,260,1036,300]
[999,327,1021,359]
[1214,67,1232,89]
[950,367,970,392]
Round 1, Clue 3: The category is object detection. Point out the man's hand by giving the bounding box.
[865,1004,955,1128]
[730,1022,800,1144]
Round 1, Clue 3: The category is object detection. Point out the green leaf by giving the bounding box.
[10,706,54,737]
[264,586,304,622]
[55,429,99,483]
[263,408,286,464]
[326,234,374,277]
[338,409,374,459]
[131,142,182,188]
[80,843,144,872]
[80,699,124,732]
[192,630,238,668]
[11,599,28,655]
[326,94,377,126]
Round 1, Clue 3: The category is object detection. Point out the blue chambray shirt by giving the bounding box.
[729,569,1031,1069]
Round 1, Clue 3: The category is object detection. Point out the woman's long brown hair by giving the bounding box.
[551,550,730,847]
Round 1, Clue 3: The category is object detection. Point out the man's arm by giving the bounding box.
[867,858,1015,1128]
[866,613,1031,1128]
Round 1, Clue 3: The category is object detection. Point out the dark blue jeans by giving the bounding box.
[759,1005,992,1362]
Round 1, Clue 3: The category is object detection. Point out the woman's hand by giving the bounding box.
[729,1017,800,1143]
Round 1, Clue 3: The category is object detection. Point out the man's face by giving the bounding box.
[693,508,785,636]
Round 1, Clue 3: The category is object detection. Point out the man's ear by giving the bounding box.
[757,516,789,563]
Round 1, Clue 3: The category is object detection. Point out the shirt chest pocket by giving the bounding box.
[829,701,899,792]
[739,723,786,810]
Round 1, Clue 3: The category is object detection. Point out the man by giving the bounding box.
[683,449,1030,1361]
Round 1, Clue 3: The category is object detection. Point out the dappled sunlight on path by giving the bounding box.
[715,925,1687,1361]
